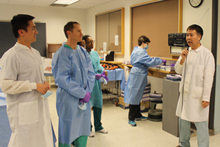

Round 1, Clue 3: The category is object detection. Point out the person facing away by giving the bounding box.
[0,14,56,147]
[52,22,95,147]
[82,35,108,137]
[175,24,215,147]
[124,35,162,127]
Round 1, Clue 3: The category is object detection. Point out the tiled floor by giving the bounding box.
[48,88,220,147]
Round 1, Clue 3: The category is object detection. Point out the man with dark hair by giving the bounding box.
[82,35,108,137]
[0,14,55,147]
[175,24,215,147]
[138,35,151,46]
[124,35,162,127]
[52,21,95,147]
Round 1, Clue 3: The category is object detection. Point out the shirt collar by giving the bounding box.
[189,45,203,53]
[15,42,33,52]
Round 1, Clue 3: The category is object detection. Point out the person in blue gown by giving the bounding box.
[52,22,95,147]
[82,35,108,137]
[124,35,162,127]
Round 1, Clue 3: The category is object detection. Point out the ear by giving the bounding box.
[18,29,24,37]
[67,30,71,37]
[199,35,202,40]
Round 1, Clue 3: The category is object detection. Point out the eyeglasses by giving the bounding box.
[86,40,95,44]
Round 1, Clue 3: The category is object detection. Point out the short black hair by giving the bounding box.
[82,35,90,42]
[64,21,79,38]
[187,24,203,40]
[138,35,151,46]
[11,14,35,38]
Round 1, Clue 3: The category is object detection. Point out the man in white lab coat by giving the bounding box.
[175,24,215,147]
[0,14,55,147]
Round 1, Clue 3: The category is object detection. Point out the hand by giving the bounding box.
[44,81,50,90]
[79,99,84,103]
[101,71,109,82]
[36,83,49,94]
[180,48,189,65]
[104,71,108,76]
[95,74,102,80]
[81,92,91,103]
[202,101,209,108]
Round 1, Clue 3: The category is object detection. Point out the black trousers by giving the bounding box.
[128,103,142,121]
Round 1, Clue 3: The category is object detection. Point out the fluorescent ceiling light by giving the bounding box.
[53,0,79,5]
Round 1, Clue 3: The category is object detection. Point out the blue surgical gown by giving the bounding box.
[88,50,104,108]
[124,46,162,104]
[52,44,95,146]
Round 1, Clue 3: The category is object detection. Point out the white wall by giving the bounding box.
[0,4,86,44]
[214,0,220,135]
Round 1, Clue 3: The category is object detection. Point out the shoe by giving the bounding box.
[97,129,108,134]
[128,120,136,126]
[89,131,95,137]
[176,145,181,147]
[135,116,148,121]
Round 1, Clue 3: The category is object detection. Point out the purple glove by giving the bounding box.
[80,92,91,103]
[101,71,109,82]
[170,63,175,67]
[95,74,102,80]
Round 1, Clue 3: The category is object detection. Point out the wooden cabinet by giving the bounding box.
[47,43,62,58]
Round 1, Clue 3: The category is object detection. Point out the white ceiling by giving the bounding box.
[0,0,114,9]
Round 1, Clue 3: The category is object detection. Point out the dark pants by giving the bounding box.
[91,107,103,132]
[128,104,142,121]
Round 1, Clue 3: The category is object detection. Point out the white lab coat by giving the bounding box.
[0,43,54,147]
[175,45,215,122]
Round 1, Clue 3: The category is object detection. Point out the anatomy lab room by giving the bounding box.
[0,0,220,147]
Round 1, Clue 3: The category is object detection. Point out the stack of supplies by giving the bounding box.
[166,74,181,81]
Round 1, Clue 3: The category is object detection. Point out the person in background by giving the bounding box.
[83,35,108,137]
[124,35,162,127]
[52,22,95,147]
[175,24,215,147]
[0,14,56,147]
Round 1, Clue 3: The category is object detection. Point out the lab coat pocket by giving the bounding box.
[19,100,38,125]
[192,86,203,99]
[195,65,204,86]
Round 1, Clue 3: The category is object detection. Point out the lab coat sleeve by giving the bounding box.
[175,56,183,74]
[1,80,36,94]
[94,51,104,74]
[137,53,162,67]
[202,53,215,102]
[85,52,95,93]
[0,52,36,94]
[52,53,87,98]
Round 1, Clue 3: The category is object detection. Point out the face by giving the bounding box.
[86,37,94,52]
[68,24,83,42]
[142,42,149,49]
[186,29,201,49]
[18,20,38,44]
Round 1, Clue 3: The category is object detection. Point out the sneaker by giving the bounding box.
[97,129,108,134]
[135,116,148,121]
[89,131,95,137]
[128,120,136,126]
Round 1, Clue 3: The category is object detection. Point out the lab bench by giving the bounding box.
[101,68,125,100]
[125,64,176,79]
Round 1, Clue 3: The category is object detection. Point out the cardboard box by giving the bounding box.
[140,101,150,112]
[118,97,129,109]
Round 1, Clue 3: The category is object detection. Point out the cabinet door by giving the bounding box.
[162,78,180,137]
